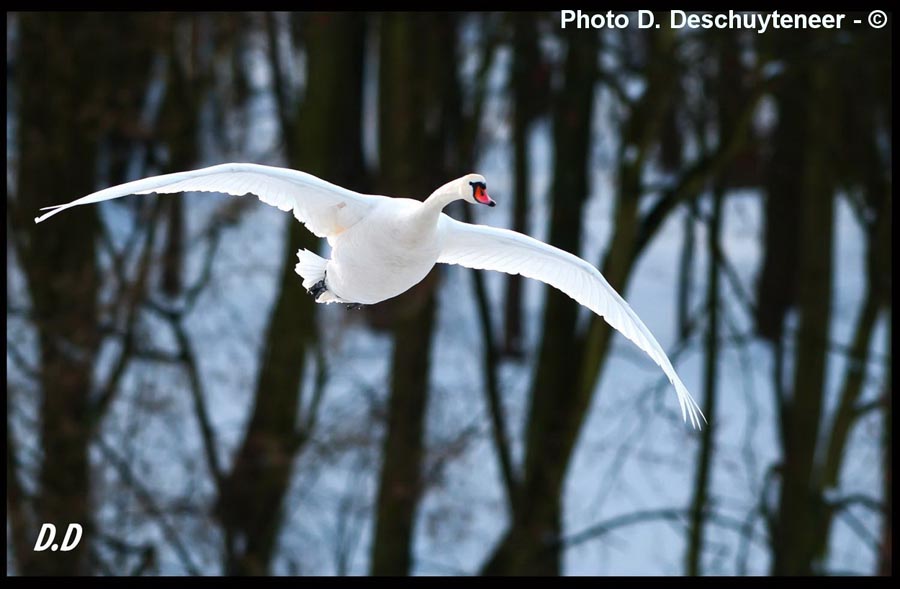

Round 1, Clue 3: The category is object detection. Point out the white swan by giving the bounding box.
[34,162,705,429]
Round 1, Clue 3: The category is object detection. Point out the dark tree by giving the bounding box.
[214,12,368,575]
[8,13,164,575]
[369,13,460,575]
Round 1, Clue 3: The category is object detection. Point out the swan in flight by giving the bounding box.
[34,163,705,428]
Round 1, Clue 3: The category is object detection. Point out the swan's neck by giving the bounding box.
[419,187,461,219]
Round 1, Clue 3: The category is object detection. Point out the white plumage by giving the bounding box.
[35,162,705,429]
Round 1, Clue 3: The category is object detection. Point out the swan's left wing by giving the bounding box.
[437,215,705,429]
[34,162,381,240]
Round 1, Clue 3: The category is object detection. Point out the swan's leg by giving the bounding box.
[298,258,352,304]
[308,278,328,300]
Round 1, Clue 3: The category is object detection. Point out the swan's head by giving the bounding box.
[460,174,494,207]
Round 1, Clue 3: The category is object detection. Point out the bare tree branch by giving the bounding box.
[91,199,165,427]
[7,336,40,381]
[559,504,770,557]
[837,508,880,551]
[558,508,687,550]
[93,435,202,575]
[460,206,520,516]
[635,82,765,260]
[296,344,329,445]
[173,319,225,487]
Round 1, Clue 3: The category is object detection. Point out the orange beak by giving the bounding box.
[475,185,495,207]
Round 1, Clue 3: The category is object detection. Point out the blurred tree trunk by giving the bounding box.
[369,13,459,575]
[815,169,891,570]
[8,14,160,575]
[501,12,545,358]
[763,29,891,575]
[769,43,837,575]
[675,202,696,341]
[685,185,721,576]
[482,26,598,576]
[215,13,367,575]
[664,28,690,341]
[754,33,807,341]
[156,15,211,298]
[684,30,743,575]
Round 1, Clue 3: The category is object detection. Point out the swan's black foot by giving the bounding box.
[308,279,327,301]
[345,303,364,310]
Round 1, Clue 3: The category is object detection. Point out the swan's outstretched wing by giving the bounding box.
[437,215,705,429]
[34,162,380,239]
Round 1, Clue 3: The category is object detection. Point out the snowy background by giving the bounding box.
[7,12,890,576]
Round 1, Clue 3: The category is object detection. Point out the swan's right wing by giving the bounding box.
[437,215,705,429]
[34,162,382,239]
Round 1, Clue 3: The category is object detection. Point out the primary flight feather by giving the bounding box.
[35,162,705,429]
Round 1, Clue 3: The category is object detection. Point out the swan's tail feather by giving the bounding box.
[295,249,328,290]
[294,249,350,304]
[315,291,347,304]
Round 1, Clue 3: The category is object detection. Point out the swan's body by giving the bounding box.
[35,162,705,429]
[325,198,444,304]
